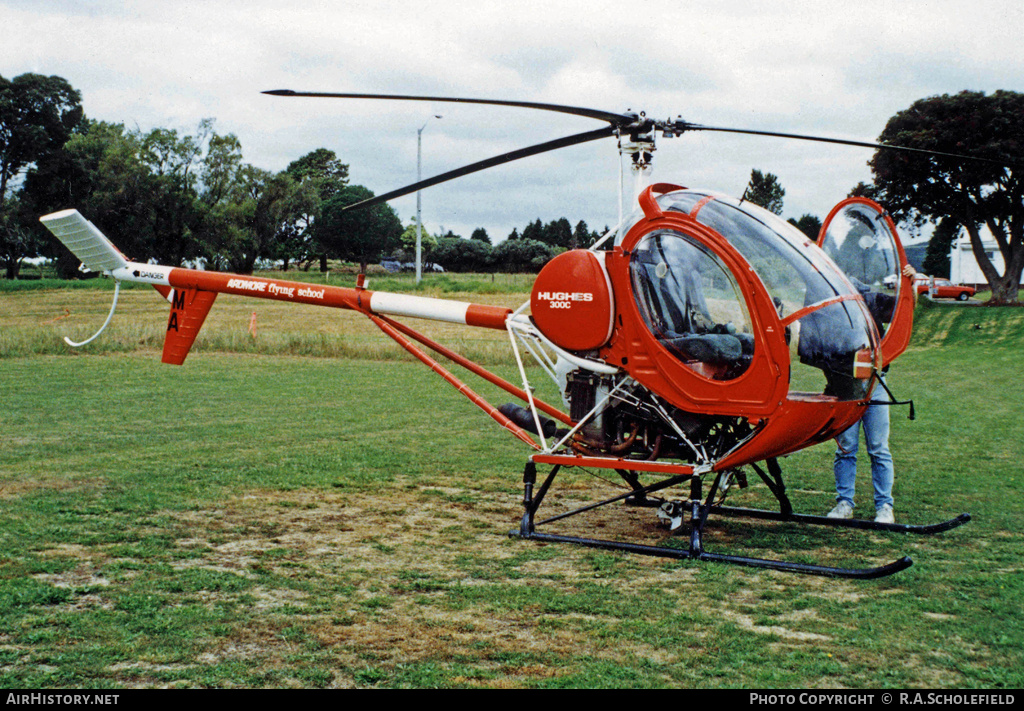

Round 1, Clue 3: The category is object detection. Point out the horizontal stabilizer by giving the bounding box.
[39,209,129,274]
[163,288,218,365]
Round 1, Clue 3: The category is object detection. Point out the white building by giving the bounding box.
[948,233,1024,288]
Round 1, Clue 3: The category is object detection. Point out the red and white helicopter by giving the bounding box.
[40,91,980,578]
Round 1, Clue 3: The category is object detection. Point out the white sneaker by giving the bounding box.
[875,504,895,524]
[828,500,854,519]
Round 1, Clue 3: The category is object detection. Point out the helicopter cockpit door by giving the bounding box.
[818,197,914,369]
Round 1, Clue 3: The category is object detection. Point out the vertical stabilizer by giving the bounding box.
[163,288,218,365]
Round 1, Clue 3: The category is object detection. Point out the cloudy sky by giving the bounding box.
[3,0,1022,242]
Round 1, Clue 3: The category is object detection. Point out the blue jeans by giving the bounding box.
[833,388,894,510]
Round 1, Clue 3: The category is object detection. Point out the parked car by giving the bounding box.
[914,277,976,301]
[380,260,445,273]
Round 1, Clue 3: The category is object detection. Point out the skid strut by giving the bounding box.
[510,458,969,579]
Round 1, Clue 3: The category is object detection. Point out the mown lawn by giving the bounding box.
[0,290,1021,688]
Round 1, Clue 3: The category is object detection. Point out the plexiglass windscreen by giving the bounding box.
[818,202,901,342]
[646,190,878,400]
[631,230,754,381]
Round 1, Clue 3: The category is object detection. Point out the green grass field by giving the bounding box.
[1,285,1022,688]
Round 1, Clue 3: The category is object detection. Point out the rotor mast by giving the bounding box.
[616,113,658,234]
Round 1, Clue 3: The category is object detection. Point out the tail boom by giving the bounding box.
[150,267,511,329]
[108,265,513,365]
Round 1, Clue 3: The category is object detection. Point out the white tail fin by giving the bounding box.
[39,209,129,274]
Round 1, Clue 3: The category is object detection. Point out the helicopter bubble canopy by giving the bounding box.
[617,187,880,405]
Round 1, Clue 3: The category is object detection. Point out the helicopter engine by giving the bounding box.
[558,366,753,463]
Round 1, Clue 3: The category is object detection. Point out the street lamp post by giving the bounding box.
[416,115,442,284]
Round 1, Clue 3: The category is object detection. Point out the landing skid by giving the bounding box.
[509,458,970,579]
[709,505,971,535]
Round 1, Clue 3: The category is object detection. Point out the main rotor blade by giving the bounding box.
[263,89,635,126]
[338,124,618,212]
[677,122,1011,167]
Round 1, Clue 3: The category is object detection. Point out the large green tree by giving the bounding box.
[30,119,212,268]
[0,73,83,277]
[286,148,349,200]
[868,90,1024,302]
[271,177,320,270]
[787,214,822,241]
[573,220,598,249]
[317,185,402,272]
[521,218,544,243]
[743,169,785,215]
[285,148,349,270]
[0,73,83,207]
[922,217,961,279]
[26,120,163,267]
[137,122,210,266]
[206,166,309,274]
[198,131,244,208]
[542,217,573,249]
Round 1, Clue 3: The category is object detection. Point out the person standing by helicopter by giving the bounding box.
[828,263,919,524]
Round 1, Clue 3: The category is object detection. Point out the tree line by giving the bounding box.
[3,74,1021,300]
[0,72,391,279]
[401,218,610,273]
[0,72,610,279]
